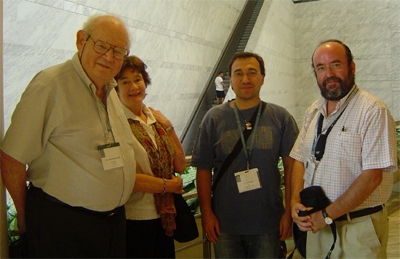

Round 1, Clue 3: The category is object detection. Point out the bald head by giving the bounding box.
[311,39,353,68]
[82,15,131,48]
[76,14,131,88]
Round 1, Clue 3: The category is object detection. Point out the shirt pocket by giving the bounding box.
[337,131,362,163]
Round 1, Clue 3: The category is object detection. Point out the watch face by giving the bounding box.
[325,217,333,225]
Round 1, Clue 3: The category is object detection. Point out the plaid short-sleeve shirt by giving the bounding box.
[290,85,397,209]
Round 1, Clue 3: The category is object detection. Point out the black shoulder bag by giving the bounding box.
[173,193,199,243]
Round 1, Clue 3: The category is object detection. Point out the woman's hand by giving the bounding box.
[149,107,171,129]
[166,175,184,194]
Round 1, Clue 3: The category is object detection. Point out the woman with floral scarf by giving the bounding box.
[115,55,186,258]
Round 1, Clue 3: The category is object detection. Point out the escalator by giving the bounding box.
[181,0,264,155]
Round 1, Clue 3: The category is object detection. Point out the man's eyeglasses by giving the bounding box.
[87,35,129,61]
[232,70,260,79]
[314,63,343,75]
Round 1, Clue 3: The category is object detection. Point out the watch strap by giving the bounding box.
[322,208,336,259]
[322,208,329,219]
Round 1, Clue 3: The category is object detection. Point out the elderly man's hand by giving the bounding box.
[291,202,313,232]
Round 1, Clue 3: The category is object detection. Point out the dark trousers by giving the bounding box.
[126,218,175,258]
[26,185,126,258]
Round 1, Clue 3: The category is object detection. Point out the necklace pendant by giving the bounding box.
[245,122,252,130]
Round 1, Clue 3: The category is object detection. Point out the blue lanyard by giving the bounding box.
[233,102,262,170]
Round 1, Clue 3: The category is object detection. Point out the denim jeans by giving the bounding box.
[214,232,280,258]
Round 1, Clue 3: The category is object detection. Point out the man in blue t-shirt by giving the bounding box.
[191,52,299,258]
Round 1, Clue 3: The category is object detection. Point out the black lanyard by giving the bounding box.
[313,107,347,161]
[312,86,359,161]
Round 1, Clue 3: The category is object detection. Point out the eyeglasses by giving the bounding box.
[314,63,344,75]
[87,35,129,61]
[232,70,260,79]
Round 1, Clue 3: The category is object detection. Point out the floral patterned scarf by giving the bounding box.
[128,118,176,236]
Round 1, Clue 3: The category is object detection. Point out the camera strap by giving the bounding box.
[313,86,359,161]
[313,107,346,161]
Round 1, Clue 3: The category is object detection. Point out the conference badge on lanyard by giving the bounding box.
[304,156,316,185]
[98,142,124,170]
[234,168,261,193]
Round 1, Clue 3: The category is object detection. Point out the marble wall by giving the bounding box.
[293,0,400,122]
[244,0,399,123]
[3,0,399,137]
[2,0,246,135]
[246,0,298,118]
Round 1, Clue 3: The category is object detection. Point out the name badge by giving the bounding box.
[234,168,261,193]
[98,143,124,170]
[304,157,316,185]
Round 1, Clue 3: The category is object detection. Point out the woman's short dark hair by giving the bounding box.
[228,52,265,76]
[115,55,151,86]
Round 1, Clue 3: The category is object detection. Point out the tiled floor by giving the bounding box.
[286,191,400,259]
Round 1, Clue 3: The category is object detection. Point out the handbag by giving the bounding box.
[289,186,336,259]
[173,193,199,243]
[9,233,29,258]
[278,240,287,259]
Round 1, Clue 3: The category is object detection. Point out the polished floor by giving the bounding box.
[286,190,400,259]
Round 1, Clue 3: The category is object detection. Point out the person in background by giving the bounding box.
[191,52,299,258]
[215,71,227,105]
[115,55,186,259]
[290,39,397,258]
[1,14,138,258]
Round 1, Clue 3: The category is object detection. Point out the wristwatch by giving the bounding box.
[322,209,333,225]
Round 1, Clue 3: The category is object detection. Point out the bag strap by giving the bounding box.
[212,101,266,193]
[326,223,337,259]
[288,219,337,259]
